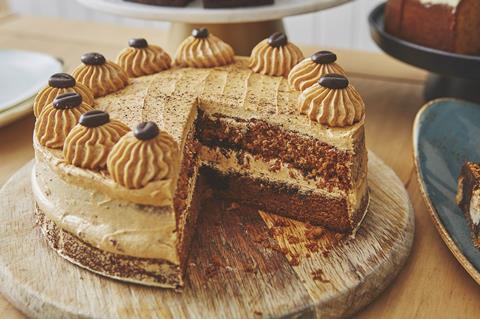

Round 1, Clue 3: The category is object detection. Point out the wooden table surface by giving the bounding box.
[0,14,479,319]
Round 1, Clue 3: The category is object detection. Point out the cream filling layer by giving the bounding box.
[199,145,368,216]
[419,0,460,8]
[32,160,179,263]
[470,188,480,226]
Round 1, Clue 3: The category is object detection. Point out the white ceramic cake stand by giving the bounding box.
[77,0,352,55]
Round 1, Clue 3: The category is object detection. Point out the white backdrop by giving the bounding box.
[8,0,383,52]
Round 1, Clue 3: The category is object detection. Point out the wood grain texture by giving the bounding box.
[2,15,480,319]
[0,152,413,319]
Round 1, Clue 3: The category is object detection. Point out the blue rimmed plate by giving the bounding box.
[413,98,480,284]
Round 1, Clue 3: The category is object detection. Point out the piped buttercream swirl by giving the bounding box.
[106,123,178,189]
[175,29,234,68]
[35,94,94,149]
[288,54,346,92]
[249,33,304,77]
[73,52,129,97]
[33,73,94,117]
[64,112,130,170]
[298,74,365,127]
[116,39,172,77]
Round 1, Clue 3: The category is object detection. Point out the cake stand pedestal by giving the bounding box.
[0,152,414,319]
[168,20,285,55]
[76,0,352,55]
[369,3,480,104]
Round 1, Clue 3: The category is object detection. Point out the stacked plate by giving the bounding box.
[0,50,63,128]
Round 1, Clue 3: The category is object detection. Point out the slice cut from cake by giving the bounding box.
[32,33,369,288]
[456,162,480,248]
[385,0,480,54]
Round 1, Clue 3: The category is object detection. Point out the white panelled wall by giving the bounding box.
[7,0,383,52]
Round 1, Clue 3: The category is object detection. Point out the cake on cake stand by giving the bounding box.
[77,0,352,55]
[369,3,480,104]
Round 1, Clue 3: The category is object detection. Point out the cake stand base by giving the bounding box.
[0,152,414,319]
[424,74,480,104]
[168,20,285,55]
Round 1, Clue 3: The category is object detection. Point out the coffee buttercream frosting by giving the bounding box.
[298,74,365,127]
[34,73,94,117]
[288,51,346,91]
[35,93,94,149]
[116,38,172,77]
[175,28,235,68]
[73,52,129,97]
[249,32,304,77]
[64,110,130,170]
[107,122,179,189]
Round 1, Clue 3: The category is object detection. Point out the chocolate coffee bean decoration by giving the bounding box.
[318,74,349,90]
[53,92,83,109]
[134,121,159,140]
[128,38,148,49]
[81,52,106,65]
[48,73,76,88]
[79,110,110,128]
[192,28,209,39]
[268,32,288,48]
[311,51,337,64]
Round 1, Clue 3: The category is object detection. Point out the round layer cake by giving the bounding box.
[32,31,369,288]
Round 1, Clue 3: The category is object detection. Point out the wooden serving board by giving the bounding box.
[0,153,414,319]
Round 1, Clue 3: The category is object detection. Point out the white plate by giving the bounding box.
[0,50,63,112]
[0,96,34,128]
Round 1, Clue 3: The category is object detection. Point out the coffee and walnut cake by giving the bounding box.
[32,30,369,288]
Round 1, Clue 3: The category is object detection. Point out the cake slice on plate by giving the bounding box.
[457,161,480,248]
